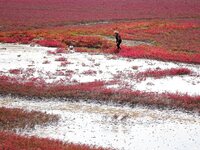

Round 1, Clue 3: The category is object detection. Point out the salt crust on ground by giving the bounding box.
[0,43,199,95]
[1,43,200,150]
[0,97,200,150]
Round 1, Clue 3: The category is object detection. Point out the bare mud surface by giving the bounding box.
[1,96,200,150]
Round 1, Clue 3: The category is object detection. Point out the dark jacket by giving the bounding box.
[115,33,122,43]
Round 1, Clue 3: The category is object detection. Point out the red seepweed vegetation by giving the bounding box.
[60,61,71,67]
[63,35,113,49]
[0,75,200,113]
[55,57,67,61]
[43,60,51,64]
[47,48,67,56]
[0,107,58,130]
[56,48,66,53]
[47,50,57,55]
[0,33,35,44]
[0,37,17,43]
[0,75,105,97]
[118,45,200,64]
[9,69,22,75]
[0,0,199,31]
[0,132,107,150]
[136,68,192,80]
[0,20,199,64]
[36,39,64,48]
[82,70,97,76]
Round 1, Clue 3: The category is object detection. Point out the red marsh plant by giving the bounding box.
[60,61,71,67]
[136,68,192,80]
[0,32,35,44]
[0,37,17,43]
[63,35,113,49]
[42,60,51,64]
[47,48,66,56]
[0,131,108,150]
[163,93,200,109]
[0,75,200,113]
[1,20,199,64]
[0,107,58,131]
[0,0,199,31]
[56,48,66,53]
[9,69,22,75]
[65,70,75,77]
[21,68,36,78]
[37,39,64,48]
[119,45,200,64]
[55,57,67,61]
[0,75,105,97]
[82,70,97,75]
[47,50,57,55]
[55,70,65,76]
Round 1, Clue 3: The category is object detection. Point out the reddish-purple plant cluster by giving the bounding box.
[55,70,65,76]
[0,20,199,64]
[82,70,97,75]
[0,37,17,43]
[0,107,58,130]
[56,48,66,53]
[0,34,34,44]
[9,69,22,75]
[55,57,67,61]
[0,75,105,97]
[60,61,71,67]
[63,36,113,49]
[136,68,192,79]
[119,46,200,64]
[43,60,51,64]
[47,48,66,56]
[0,0,199,30]
[0,75,200,113]
[47,50,57,55]
[37,40,64,47]
[0,132,107,150]
[164,93,200,108]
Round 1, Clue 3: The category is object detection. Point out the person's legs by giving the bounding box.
[117,42,121,49]
[115,42,121,53]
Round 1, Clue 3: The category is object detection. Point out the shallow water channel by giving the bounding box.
[0,96,200,150]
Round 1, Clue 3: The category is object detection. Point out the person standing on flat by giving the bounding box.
[114,30,122,53]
